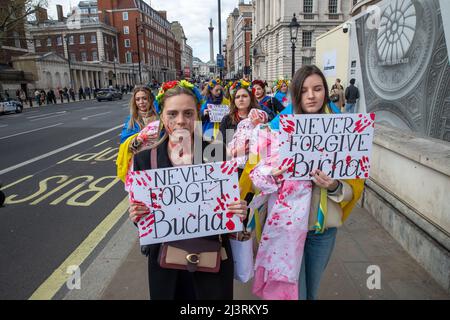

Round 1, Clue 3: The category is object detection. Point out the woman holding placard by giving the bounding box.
[250,65,364,300]
[200,79,230,141]
[127,80,248,300]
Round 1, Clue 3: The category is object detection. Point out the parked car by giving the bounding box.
[0,98,23,114]
[96,88,123,102]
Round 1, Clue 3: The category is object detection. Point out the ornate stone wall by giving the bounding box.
[355,0,450,141]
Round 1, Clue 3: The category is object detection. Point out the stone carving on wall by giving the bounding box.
[356,0,450,141]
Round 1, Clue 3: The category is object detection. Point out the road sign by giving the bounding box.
[217,54,224,68]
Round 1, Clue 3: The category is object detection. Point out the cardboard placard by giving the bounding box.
[279,113,375,180]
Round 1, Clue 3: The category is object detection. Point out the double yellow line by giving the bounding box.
[29,196,129,300]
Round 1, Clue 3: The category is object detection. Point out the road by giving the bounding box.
[0,97,131,299]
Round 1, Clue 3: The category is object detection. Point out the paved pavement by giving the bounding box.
[94,206,449,300]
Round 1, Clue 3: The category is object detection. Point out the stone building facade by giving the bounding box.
[251,0,354,82]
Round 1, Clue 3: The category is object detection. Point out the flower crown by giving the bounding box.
[207,78,222,90]
[274,79,290,91]
[229,79,252,98]
[155,80,203,108]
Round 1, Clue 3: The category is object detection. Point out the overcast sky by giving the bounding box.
[46,0,243,62]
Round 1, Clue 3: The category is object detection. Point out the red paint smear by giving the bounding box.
[136,179,142,186]
[226,219,235,231]
[346,156,352,165]
[144,172,152,182]
[217,213,222,219]
[226,212,234,218]
[233,185,237,189]
[287,222,292,225]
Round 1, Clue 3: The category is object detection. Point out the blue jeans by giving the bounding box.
[298,227,338,300]
[345,103,356,113]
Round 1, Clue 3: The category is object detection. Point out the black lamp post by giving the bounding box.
[64,34,74,89]
[289,13,300,77]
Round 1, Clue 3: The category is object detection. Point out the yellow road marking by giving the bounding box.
[28,196,129,300]
[94,140,110,147]
[1,176,34,190]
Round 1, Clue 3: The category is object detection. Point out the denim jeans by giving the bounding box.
[298,227,338,300]
[345,103,356,113]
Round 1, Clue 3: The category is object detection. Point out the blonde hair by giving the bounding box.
[128,86,157,130]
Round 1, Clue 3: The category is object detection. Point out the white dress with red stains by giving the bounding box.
[249,131,312,300]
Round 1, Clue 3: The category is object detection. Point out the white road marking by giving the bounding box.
[0,123,64,141]
[0,124,123,175]
[27,111,66,120]
[0,124,8,128]
[81,111,112,120]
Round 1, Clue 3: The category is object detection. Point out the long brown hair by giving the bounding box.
[228,87,259,125]
[290,65,331,114]
[128,86,157,130]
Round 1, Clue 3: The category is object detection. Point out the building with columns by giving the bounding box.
[252,0,354,83]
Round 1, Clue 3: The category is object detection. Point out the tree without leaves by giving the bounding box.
[0,0,48,38]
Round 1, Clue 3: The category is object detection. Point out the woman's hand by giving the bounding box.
[310,169,339,191]
[129,201,150,223]
[271,158,294,177]
[227,199,248,221]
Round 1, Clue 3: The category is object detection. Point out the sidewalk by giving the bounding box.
[98,206,449,300]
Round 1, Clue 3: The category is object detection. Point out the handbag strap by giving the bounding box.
[150,147,157,169]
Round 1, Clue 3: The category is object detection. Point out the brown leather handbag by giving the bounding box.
[158,237,227,273]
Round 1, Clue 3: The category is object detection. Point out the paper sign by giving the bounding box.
[279,113,375,180]
[208,104,230,123]
[129,161,242,245]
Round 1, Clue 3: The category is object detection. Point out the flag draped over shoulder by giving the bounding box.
[116,133,138,182]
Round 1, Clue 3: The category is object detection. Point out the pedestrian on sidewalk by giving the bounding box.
[329,78,345,112]
[34,89,41,106]
[344,78,360,113]
[85,86,91,99]
[252,65,365,300]
[78,87,84,100]
[128,80,247,300]
[58,88,64,103]
[69,88,75,101]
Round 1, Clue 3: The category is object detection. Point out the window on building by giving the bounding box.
[91,35,96,43]
[69,35,74,45]
[35,39,41,47]
[328,0,339,19]
[92,51,98,61]
[47,37,52,46]
[124,39,131,47]
[70,53,76,61]
[302,56,313,66]
[123,12,128,21]
[90,8,97,14]
[81,51,87,61]
[124,26,129,34]
[13,32,20,48]
[80,35,85,44]
[302,31,312,47]
[303,0,314,19]
[57,36,62,46]
[126,51,132,63]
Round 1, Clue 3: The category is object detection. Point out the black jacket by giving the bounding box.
[133,138,234,300]
[345,84,360,104]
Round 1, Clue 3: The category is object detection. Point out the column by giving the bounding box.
[265,0,270,28]
[260,0,265,31]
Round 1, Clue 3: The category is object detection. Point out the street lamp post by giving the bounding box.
[289,14,300,78]
[64,34,74,89]
[218,0,222,79]
[113,56,117,87]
